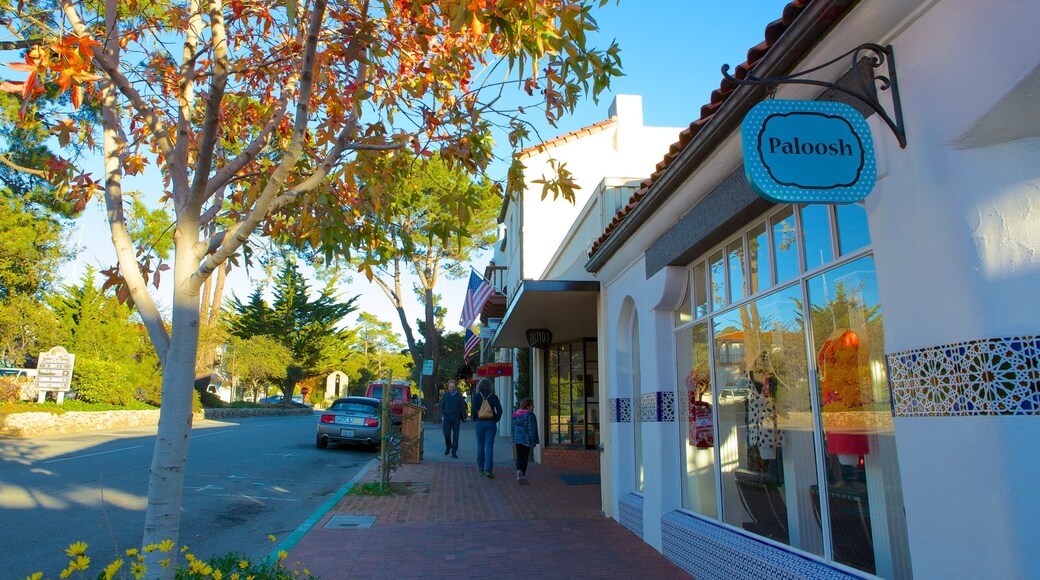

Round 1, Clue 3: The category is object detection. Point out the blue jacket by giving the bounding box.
[470,390,503,423]
[512,409,540,447]
[440,390,467,422]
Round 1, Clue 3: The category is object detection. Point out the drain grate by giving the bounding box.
[324,515,377,529]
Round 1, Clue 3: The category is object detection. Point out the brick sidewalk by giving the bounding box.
[285,422,688,579]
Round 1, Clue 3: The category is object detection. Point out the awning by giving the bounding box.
[490,279,600,348]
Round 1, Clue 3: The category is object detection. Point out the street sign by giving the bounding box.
[421,359,434,376]
[742,99,876,203]
[37,346,75,392]
[300,387,309,396]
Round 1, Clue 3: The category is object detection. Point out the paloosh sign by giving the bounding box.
[742,100,876,203]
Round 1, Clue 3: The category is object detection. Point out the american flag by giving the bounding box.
[463,326,480,363]
[458,269,495,328]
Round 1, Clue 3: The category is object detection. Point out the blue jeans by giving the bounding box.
[475,420,498,472]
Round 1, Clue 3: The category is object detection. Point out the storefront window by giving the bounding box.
[727,239,746,303]
[801,204,833,271]
[677,320,718,517]
[709,250,725,311]
[772,207,799,284]
[715,284,822,554]
[673,205,909,578]
[835,202,871,256]
[808,256,909,578]
[748,222,770,294]
[693,262,709,318]
[547,339,598,449]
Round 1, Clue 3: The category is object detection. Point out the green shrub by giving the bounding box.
[73,358,135,405]
[230,400,262,408]
[198,388,226,408]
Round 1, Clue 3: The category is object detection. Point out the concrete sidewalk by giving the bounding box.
[283,420,689,579]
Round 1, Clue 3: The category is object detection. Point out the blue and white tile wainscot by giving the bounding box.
[662,511,865,579]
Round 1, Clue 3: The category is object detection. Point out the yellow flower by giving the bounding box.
[277,550,287,561]
[231,574,241,580]
[160,558,170,568]
[158,539,175,552]
[188,559,212,575]
[65,541,88,557]
[103,559,124,580]
[238,559,250,569]
[303,569,310,575]
[212,570,223,580]
[125,548,139,557]
[268,534,277,542]
[131,561,146,579]
[70,555,91,571]
[59,569,71,580]
[181,545,190,553]
[25,573,43,580]
[142,543,157,553]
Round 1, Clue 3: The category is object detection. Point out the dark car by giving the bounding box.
[316,396,382,449]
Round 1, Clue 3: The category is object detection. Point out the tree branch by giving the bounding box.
[187,0,231,213]
[97,2,170,361]
[60,1,184,191]
[0,151,48,179]
[189,0,329,291]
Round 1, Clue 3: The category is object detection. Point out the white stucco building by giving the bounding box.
[480,0,1040,578]
[486,94,683,471]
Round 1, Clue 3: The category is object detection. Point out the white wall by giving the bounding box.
[858,1,1040,576]
[600,257,686,551]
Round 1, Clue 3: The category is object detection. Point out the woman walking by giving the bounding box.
[512,398,539,484]
[470,378,503,478]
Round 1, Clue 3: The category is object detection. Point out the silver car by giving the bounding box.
[316,397,383,449]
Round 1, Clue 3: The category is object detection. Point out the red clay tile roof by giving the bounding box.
[588,0,814,257]
[517,118,617,160]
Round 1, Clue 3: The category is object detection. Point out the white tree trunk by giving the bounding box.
[141,244,201,577]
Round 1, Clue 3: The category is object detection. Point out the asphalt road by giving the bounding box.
[0,412,374,578]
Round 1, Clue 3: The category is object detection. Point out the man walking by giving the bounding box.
[440,380,467,458]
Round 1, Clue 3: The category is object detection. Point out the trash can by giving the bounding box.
[400,402,424,464]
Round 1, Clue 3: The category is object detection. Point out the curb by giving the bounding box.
[264,456,379,564]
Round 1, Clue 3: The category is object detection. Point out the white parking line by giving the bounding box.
[190,429,235,439]
[41,445,145,464]
[213,493,301,502]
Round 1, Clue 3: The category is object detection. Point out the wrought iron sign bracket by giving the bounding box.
[723,43,906,148]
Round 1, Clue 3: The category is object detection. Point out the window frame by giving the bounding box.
[674,203,892,572]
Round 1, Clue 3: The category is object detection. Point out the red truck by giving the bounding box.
[364,380,417,423]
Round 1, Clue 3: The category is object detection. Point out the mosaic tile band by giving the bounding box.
[887,335,1040,417]
[661,511,859,579]
[641,391,676,422]
[610,397,633,423]
[618,493,644,539]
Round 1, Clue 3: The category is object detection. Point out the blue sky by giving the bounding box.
[64,1,791,340]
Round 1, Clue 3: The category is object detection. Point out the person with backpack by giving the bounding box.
[512,398,539,484]
[470,378,503,478]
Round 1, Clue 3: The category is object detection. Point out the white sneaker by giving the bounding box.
[517,469,523,482]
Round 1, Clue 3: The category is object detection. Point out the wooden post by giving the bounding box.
[379,370,392,493]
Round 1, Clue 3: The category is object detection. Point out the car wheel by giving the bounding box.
[316,435,328,449]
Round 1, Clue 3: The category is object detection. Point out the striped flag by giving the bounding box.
[463,326,480,363]
[458,269,495,328]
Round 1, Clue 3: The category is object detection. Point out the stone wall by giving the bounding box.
[0,407,314,438]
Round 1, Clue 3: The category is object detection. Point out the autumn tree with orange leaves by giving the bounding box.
[2,0,620,571]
